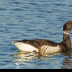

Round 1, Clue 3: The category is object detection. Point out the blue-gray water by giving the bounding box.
[0,0,72,69]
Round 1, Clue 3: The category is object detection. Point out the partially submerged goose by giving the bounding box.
[12,21,72,54]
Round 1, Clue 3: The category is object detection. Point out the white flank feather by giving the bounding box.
[12,41,38,52]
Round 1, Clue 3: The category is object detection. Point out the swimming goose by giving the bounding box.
[12,21,72,54]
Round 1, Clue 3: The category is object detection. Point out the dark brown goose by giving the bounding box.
[12,21,72,55]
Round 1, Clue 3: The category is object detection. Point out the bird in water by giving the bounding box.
[12,21,72,55]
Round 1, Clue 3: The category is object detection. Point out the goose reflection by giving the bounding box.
[13,51,58,62]
[13,50,72,69]
[13,51,38,62]
[13,51,59,69]
[13,51,39,68]
[61,49,72,69]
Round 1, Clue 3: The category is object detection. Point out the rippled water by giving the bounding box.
[0,0,72,69]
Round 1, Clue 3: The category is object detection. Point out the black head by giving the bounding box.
[63,21,72,31]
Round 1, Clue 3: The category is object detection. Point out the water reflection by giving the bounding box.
[13,51,59,62]
[13,51,38,62]
[13,51,61,69]
[61,49,72,69]
[13,49,72,69]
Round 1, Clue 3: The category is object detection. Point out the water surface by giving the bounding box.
[0,0,72,69]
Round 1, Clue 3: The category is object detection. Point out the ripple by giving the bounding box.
[29,3,39,5]
[8,1,22,4]
[55,3,66,6]
[0,8,6,10]
[11,8,24,11]
[68,5,72,7]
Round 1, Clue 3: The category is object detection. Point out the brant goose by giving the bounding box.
[12,21,72,54]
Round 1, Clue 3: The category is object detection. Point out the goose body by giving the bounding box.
[12,21,72,55]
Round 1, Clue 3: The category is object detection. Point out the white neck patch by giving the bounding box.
[63,31,70,35]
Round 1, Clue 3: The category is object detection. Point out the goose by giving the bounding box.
[12,21,72,55]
